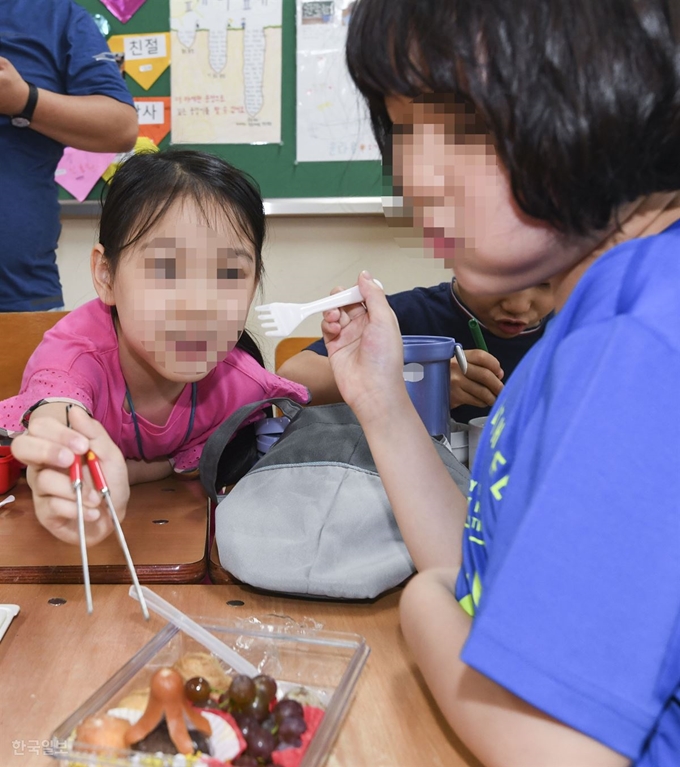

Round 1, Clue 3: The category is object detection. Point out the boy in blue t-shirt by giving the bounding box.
[320,0,680,765]
[278,278,554,423]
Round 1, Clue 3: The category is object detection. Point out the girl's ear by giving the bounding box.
[91,244,115,306]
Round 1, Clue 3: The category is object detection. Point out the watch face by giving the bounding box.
[11,116,30,128]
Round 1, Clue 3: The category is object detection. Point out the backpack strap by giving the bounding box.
[199,397,305,502]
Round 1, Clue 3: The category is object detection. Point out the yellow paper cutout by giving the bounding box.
[108,33,170,90]
[102,136,159,183]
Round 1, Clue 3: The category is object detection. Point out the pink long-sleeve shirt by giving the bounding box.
[0,300,309,472]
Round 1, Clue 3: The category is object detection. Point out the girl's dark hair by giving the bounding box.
[99,149,265,365]
[347,0,680,236]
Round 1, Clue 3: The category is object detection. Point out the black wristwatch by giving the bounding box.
[10,82,39,128]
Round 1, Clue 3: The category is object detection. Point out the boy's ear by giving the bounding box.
[91,244,115,306]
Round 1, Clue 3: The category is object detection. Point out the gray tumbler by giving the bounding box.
[402,335,457,440]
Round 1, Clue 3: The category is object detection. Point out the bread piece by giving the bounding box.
[173,652,232,691]
[117,688,150,711]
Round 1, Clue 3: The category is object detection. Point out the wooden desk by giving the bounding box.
[208,536,235,584]
[0,584,482,767]
[0,478,209,584]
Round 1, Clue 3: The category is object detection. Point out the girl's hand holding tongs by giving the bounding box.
[11,402,129,546]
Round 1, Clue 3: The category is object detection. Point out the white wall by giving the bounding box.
[57,214,451,369]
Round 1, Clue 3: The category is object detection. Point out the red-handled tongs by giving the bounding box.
[66,405,149,619]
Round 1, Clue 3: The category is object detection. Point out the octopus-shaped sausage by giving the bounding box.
[125,668,212,754]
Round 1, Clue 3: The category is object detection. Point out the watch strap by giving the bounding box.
[11,82,39,124]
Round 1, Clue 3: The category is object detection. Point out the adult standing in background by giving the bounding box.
[0,0,138,312]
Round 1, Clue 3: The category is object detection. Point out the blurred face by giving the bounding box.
[385,95,595,295]
[97,197,258,381]
[454,279,554,338]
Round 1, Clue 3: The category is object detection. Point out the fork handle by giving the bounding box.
[300,280,382,319]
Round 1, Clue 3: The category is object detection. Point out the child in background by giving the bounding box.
[278,278,554,423]
[2,150,309,546]
[321,0,680,765]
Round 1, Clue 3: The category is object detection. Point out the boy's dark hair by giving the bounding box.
[347,0,680,236]
[99,149,265,365]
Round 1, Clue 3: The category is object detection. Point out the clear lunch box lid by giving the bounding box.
[50,615,370,767]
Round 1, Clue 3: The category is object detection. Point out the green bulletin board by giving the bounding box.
[64,0,382,202]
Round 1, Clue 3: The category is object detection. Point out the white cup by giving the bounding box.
[448,422,469,466]
[467,416,488,468]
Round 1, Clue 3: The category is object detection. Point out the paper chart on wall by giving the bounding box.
[170,0,282,145]
[296,1,379,163]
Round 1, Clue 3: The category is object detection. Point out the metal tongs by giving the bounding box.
[66,405,149,619]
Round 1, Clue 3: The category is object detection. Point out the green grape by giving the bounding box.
[253,674,278,703]
[184,676,211,707]
[228,675,257,707]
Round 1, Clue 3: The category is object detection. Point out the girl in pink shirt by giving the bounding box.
[4,150,309,545]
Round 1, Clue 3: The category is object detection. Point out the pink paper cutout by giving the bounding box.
[55,147,117,202]
[99,0,148,25]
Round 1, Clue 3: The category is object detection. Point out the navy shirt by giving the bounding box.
[306,279,551,423]
[0,0,134,311]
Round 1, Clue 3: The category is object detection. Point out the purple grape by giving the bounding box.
[273,699,304,723]
[233,713,259,740]
[261,716,278,735]
[275,741,297,752]
[232,756,259,767]
[244,688,271,722]
[246,726,276,760]
[277,716,307,745]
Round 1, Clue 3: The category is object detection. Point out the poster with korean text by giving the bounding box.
[170,0,282,144]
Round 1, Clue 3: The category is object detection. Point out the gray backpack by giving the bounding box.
[200,398,469,599]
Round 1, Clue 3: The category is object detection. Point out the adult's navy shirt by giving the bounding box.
[0,0,134,311]
[306,279,551,423]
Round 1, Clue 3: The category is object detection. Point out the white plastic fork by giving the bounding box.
[254,279,383,337]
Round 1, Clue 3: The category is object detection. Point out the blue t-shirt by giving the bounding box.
[306,279,550,423]
[456,221,680,765]
[0,0,134,311]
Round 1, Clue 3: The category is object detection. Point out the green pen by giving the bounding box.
[468,318,489,352]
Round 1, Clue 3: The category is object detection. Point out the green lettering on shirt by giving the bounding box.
[491,474,509,500]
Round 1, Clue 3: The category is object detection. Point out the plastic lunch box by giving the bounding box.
[50,615,370,767]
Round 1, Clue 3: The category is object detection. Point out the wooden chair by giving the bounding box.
[0,311,69,401]
[274,337,318,371]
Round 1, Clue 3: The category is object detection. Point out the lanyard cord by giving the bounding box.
[125,382,197,462]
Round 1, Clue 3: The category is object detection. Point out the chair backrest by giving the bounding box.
[274,337,318,371]
[0,311,69,401]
